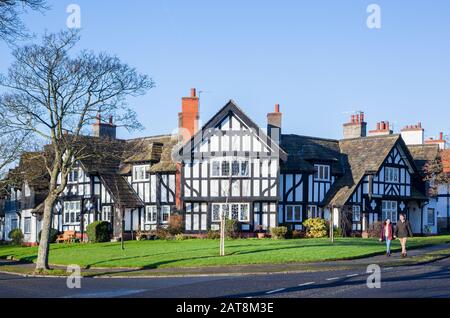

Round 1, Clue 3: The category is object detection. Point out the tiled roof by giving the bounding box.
[323,134,402,207]
[407,144,440,175]
[280,135,343,174]
[100,174,144,208]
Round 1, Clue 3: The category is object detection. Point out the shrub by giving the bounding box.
[175,234,188,241]
[225,218,240,239]
[86,221,111,243]
[333,226,343,238]
[292,230,306,239]
[303,218,328,238]
[207,230,220,240]
[155,226,171,240]
[168,214,184,235]
[8,229,24,245]
[136,230,148,241]
[270,226,288,239]
[38,228,60,244]
[367,221,383,238]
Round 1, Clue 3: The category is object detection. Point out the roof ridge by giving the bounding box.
[282,134,339,143]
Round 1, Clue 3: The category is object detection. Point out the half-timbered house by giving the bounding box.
[1,88,434,241]
[175,97,287,233]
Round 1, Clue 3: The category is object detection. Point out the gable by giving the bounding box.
[382,144,415,173]
[176,101,287,161]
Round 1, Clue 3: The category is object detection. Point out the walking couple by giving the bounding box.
[380,213,413,258]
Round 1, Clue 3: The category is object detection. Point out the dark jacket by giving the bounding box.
[380,223,394,241]
[394,220,413,238]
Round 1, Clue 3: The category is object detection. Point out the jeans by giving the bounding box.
[386,239,392,253]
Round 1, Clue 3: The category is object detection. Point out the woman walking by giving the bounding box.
[380,219,394,256]
[394,213,414,258]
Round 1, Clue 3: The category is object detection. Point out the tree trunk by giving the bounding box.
[35,195,57,271]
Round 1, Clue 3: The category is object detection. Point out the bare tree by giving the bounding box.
[423,153,449,197]
[0,0,48,43]
[0,126,29,180]
[0,30,153,271]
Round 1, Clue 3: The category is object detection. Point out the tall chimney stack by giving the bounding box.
[369,121,393,136]
[267,104,282,145]
[93,114,117,139]
[178,88,200,142]
[343,112,367,139]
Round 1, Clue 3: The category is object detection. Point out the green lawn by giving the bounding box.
[1,236,450,269]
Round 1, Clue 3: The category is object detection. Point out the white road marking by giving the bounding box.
[346,274,359,278]
[326,277,340,281]
[266,288,286,294]
[298,282,315,287]
[63,289,147,298]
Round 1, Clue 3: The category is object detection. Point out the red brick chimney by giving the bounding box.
[267,104,282,144]
[369,121,393,136]
[178,88,199,142]
[343,112,367,139]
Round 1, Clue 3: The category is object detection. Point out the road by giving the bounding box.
[1,258,450,298]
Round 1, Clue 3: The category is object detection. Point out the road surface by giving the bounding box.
[1,257,450,298]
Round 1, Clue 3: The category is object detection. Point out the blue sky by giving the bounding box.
[1,0,449,140]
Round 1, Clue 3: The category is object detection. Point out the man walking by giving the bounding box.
[394,213,414,258]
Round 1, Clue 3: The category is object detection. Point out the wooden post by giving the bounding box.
[330,207,334,243]
[220,214,225,256]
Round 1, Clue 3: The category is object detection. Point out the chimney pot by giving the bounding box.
[440,132,444,140]
[191,88,197,98]
[275,104,280,113]
[360,112,365,123]
[376,122,381,130]
[109,116,113,125]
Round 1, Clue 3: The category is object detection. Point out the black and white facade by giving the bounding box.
[1,90,434,241]
[176,101,287,233]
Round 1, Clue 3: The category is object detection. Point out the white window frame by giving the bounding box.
[382,201,398,222]
[211,203,250,222]
[385,167,400,183]
[210,159,250,177]
[68,168,80,184]
[285,205,302,222]
[161,205,171,224]
[307,205,320,219]
[101,206,112,222]
[133,165,151,182]
[314,164,330,181]
[24,217,31,234]
[64,201,81,225]
[146,205,157,224]
[352,205,361,222]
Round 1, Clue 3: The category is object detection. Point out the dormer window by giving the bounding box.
[68,168,79,183]
[385,167,399,183]
[314,164,330,181]
[133,165,150,181]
